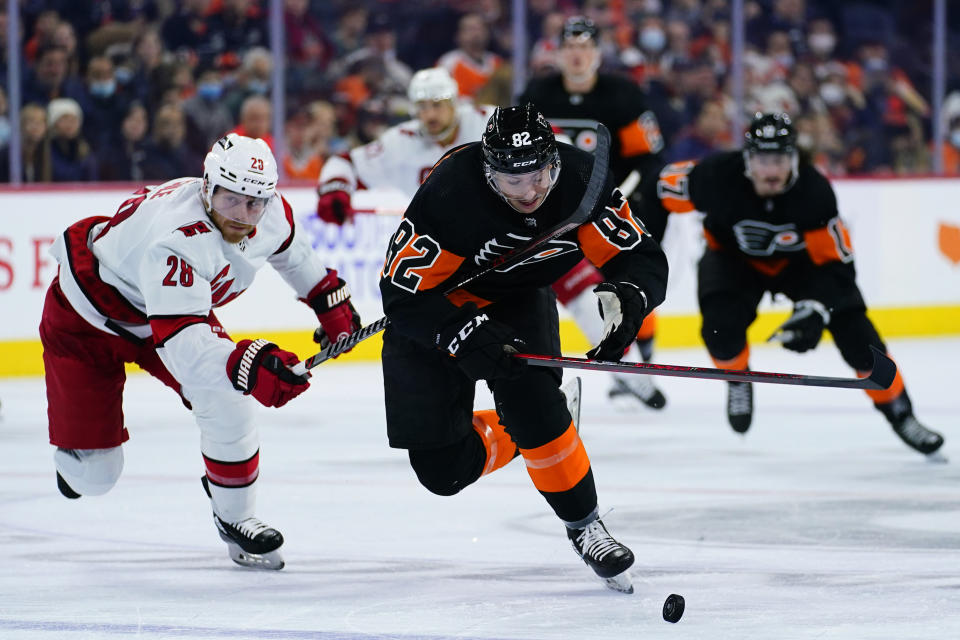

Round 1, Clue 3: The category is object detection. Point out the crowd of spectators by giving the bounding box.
[1,0,960,184]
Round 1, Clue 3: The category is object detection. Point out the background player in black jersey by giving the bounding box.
[520,16,669,410]
[638,112,943,457]
[379,105,668,592]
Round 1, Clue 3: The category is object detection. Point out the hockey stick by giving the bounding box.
[618,170,640,199]
[291,123,613,376]
[516,345,896,390]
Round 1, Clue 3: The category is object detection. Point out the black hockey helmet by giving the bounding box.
[482,104,561,212]
[482,104,560,175]
[744,112,797,154]
[561,16,599,43]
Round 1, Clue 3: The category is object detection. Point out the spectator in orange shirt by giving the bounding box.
[437,13,503,99]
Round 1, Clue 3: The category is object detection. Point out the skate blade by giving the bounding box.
[225,543,285,570]
[925,451,949,464]
[602,571,634,594]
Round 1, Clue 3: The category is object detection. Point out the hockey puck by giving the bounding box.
[662,594,684,623]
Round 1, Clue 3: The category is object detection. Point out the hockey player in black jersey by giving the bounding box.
[638,112,943,457]
[520,15,669,409]
[379,105,668,592]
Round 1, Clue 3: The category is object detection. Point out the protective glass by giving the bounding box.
[210,189,270,225]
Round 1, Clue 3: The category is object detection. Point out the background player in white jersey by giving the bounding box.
[317,67,662,408]
[39,133,361,570]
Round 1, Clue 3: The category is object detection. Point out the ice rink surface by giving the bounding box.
[1,337,958,640]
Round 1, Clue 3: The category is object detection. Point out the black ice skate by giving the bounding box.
[567,518,635,594]
[201,476,285,570]
[726,381,753,433]
[878,394,945,457]
[890,414,944,456]
[608,375,666,410]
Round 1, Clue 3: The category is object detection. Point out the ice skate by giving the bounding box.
[878,394,945,458]
[202,476,284,570]
[567,518,635,594]
[608,374,666,410]
[890,414,944,458]
[561,377,582,431]
[726,381,753,433]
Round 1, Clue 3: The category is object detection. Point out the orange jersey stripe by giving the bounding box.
[803,218,854,265]
[711,345,750,370]
[447,288,492,308]
[519,424,591,493]
[657,161,696,213]
[577,197,646,268]
[384,230,465,292]
[617,112,664,157]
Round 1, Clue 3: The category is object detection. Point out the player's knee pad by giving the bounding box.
[188,388,258,460]
[54,445,123,496]
[408,439,484,496]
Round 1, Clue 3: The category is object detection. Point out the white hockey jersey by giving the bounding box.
[50,178,330,393]
[318,103,496,200]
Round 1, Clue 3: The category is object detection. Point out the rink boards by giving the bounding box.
[0,178,958,377]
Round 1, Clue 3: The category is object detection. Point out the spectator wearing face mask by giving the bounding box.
[82,55,130,155]
[224,47,272,120]
[620,15,668,86]
[183,69,234,157]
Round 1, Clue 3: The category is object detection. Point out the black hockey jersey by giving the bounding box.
[518,73,664,187]
[380,142,669,348]
[642,151,855,279]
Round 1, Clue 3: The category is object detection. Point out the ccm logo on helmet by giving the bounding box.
[513,159,537,168]
[243,177,270,186]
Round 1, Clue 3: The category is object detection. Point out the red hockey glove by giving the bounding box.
[587,281,649,361]
[316,184,355,225]
[306,270,362,350]
[227,339,310,408]
[438,304,527,381]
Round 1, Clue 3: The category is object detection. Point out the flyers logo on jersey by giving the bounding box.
[733,220,805,256]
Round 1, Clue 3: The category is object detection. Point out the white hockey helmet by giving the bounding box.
[407,67,459,103]
[202,133,278,210]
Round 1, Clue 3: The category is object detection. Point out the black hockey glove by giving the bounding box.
[767,299,830,353]
[587,281,649,361]
[438,305,527,382]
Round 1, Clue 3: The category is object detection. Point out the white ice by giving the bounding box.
[1,337,958,639]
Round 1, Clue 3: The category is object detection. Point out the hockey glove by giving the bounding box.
[587,281,649,361]
[316,182,355,225]
[767,299,830,353]
[227,339,310,408]
[306,270,362,350]
[438,305,527,381]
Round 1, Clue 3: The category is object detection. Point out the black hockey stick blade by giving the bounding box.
[294,124,613,374]
[517,345,897,390]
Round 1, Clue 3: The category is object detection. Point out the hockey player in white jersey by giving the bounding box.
[40,133,361,570]
[317,66,665,409]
